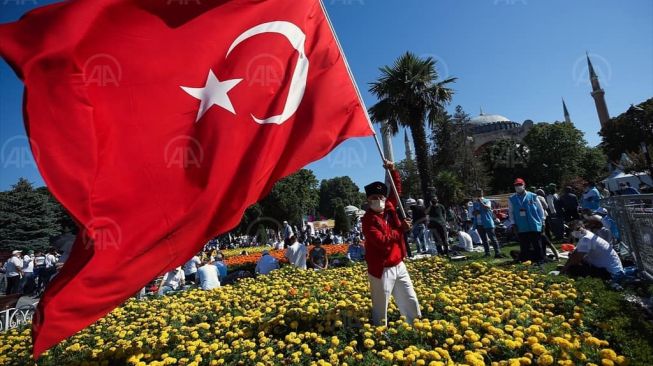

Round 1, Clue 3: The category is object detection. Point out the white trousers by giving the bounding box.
[368,261,421,326]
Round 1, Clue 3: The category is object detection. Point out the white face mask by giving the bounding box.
[571,230,584,239]
[515,185,525,193]
[370,199,386,213]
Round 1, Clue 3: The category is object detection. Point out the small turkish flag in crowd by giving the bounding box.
[0,0,372,358]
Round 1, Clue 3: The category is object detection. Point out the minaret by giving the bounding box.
[562,98,571,123]
[404,130,413,161]
[587,52,610,128]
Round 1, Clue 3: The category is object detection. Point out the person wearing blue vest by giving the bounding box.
[471,188,505,258]
[581,181,602,211]
[508,178,546,262]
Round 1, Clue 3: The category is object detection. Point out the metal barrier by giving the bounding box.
[602,194,653,281]
[0,305,36,332]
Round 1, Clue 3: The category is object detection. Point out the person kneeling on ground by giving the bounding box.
[362,160,421,326]
[452,230,474,252]
[562,220,624,280]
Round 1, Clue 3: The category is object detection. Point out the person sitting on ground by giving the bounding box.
[183,253,202,284]
[452,230,474,252]
[285,235,308,269]
[158,266,185,295]
[213,252,228,281]
[562,220,624,280]
[346,237,365,262]
[197,257,220,291]
[309,241,329,270]
[255,250,280,275]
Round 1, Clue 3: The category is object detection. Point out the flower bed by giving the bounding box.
[0,258,634,366]
[223,244,349,267]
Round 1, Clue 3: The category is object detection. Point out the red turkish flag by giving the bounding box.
[0,0,372,358]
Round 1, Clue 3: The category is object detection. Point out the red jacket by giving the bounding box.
[362,169,407,278]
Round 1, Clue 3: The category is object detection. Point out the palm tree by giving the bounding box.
[369,52,456,199]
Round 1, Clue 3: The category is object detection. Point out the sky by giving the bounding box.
[1,0,652,192]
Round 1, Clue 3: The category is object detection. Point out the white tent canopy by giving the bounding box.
[602,170,652,192]
[344,205,359,213]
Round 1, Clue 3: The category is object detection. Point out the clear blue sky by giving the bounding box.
[1,0,652,192]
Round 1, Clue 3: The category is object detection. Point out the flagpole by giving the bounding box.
[318,0,407,219]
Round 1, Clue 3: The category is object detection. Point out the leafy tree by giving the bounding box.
[369,51,456,199]
[432,171,464,208]
[395,159,421,199]
[601,98,653,173]
[318,176,362,218]
[333,204,351,235]
[481,138,529,193]
[580,147,609,183]
[259,169,319,227]
[523,122,587,187]
[431,106,490,195]
[236,203,263,236]
[0,178,63,252]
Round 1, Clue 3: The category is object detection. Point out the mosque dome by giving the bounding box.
[469,113,512,125]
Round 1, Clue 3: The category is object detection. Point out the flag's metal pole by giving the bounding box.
[318,0,407,219]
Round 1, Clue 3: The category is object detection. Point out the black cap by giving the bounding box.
[364,181,387,197]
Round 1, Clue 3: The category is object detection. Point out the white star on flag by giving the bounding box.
[181,70,242,122]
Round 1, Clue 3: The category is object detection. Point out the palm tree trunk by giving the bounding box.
[410,121,433,200]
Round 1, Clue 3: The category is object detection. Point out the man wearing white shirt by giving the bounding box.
[563,221,624,280]
[183,254,202,284]
[21,250,35,294]
[5,250,23,294]
[285,236,308,269]
[158,267,185,295]
[197,258,220,290]
[255,250,279,275]
[454,231,474,252]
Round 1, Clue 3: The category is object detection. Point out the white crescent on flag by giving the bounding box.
[181,21,309,125]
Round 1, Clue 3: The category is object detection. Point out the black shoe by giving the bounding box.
[494,253,507,258]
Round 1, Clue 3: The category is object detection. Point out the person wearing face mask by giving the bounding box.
[562,221,624,280]
[362,160,421,327]
[508,178,546,263]
[470,188,504,258]
[426,196,448,256]
[581,181,602,211]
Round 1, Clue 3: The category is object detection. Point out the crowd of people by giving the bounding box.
[0,249,59,296]
[1,161,647,323]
